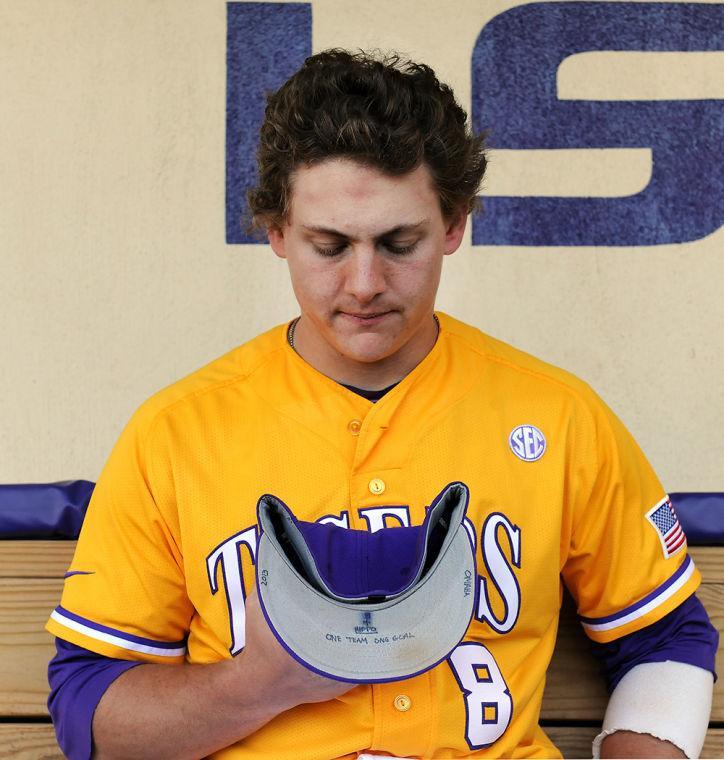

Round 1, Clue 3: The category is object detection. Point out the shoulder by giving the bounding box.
[124,323,289,441]
[438,312,603,416]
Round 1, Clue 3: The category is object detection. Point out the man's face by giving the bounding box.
[268,158,466,385]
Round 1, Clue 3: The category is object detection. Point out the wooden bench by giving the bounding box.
[0,541,721,758]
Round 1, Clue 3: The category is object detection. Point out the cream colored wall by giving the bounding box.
[1,0,722,489]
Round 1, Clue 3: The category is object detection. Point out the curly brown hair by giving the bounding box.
[247,49,487,232]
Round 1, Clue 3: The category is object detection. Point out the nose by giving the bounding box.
[343,247,387,303]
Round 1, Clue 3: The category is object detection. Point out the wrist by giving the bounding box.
[225,648,298,719]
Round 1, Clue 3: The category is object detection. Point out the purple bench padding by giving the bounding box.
[0,482,722,542]
[669,492,724,545]
[0,481,94,538]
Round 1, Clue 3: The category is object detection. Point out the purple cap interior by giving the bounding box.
[294,519,427,599]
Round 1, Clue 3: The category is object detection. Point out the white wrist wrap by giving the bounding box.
[592,661,713,759]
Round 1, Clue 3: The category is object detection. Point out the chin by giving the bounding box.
[336,335,398,365]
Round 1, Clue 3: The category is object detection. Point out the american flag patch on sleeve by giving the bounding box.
[646,496,687,558]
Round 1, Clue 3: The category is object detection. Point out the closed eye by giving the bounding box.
[314,243,347,257]
[383,241,417,255]
[313,239,418,258]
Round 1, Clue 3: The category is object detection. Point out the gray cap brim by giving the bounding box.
[256,484,476,683]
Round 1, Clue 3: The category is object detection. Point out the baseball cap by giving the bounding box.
[255,481,476,683]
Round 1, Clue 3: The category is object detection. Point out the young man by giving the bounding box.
[47,50,716,759]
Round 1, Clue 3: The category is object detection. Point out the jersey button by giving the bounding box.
[394,694,412,712]
[368,478,386,495]
[348,419,362,436]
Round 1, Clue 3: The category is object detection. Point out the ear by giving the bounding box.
[443,207,468,256]
[267,226,287,260]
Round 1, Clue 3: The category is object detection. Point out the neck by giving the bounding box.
[289,314,439,391]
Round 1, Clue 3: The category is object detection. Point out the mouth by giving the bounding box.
[341,311,393,325]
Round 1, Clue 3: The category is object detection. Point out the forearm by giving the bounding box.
[91,587,354,759]
[600,731,686,759]
[92,651,288,760]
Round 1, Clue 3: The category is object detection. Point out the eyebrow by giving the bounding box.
[301,220,428,239]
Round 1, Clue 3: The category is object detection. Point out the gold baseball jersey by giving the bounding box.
[46,312,699,759]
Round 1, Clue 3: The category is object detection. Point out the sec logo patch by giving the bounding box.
[509,425,546,462]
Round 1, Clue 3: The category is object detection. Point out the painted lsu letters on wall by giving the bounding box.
[226,2,310,245]
[225,1,724,247]
[472,2,724,247]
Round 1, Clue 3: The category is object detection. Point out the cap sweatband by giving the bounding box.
[255,482,476,683]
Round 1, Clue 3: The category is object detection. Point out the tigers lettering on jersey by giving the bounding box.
[476,513,522,635]
[206,526,258,654]
[317,510,350,528]
[204,500,521,657]
[358,505,410,532]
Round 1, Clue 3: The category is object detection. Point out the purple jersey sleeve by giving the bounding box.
[47,638,142,760]
[590,593,719,692]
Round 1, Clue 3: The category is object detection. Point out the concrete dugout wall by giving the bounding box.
[1,0,722,488]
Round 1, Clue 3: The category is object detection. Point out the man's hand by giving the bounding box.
[236,585,356,710]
